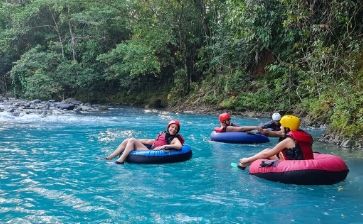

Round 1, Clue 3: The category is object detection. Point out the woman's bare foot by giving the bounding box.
[238,157,254,169]
[237,162,246,170]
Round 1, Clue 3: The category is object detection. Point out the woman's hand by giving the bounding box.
[153,146,166,150]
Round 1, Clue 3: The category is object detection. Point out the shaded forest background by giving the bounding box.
[0,0,362,149]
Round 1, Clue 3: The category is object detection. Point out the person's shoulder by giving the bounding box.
[262,120,273,128]
[282,136,296,146]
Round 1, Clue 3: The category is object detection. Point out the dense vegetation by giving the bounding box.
[0,0,362,148]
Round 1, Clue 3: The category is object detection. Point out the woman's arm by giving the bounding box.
[154,137,182,150]
[226,125,262,132]
[166,137,182,149]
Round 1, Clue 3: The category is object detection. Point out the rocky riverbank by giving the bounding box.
[1,96,361,150]
[0,97,109,118]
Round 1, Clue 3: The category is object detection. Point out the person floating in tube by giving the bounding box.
[237,115,314,169]
[259,112,285,138]
[102,120,184,164]
[214,112,263,133]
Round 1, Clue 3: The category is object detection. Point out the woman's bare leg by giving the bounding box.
[106,139,130,159]
[238,148,274,168]
[116,138,148,163]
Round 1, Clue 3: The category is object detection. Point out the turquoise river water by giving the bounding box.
[0,106,363,223]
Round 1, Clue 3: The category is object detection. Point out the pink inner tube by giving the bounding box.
[249,153,349,185]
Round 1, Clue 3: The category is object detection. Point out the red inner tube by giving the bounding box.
[249,153,349,185]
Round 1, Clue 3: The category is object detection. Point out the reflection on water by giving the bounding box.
[0,106,362,223]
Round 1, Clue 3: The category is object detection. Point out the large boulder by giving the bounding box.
[56,103,75,110]
[62,98,82,105]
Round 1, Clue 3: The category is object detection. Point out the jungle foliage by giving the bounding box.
[0,0,362,147]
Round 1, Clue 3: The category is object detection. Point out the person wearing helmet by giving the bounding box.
[237,115,314,169]
[103,120,184,164]
[215,112,263,133]
[259,112,285,137]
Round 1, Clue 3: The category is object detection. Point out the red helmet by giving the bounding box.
[167,120,180,133]
[219,113,231,122]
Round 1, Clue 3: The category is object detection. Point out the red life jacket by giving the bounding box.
[152,132,185,148]
[214,127,224,132]
[281,130,314,160]
[214,123,240,133]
